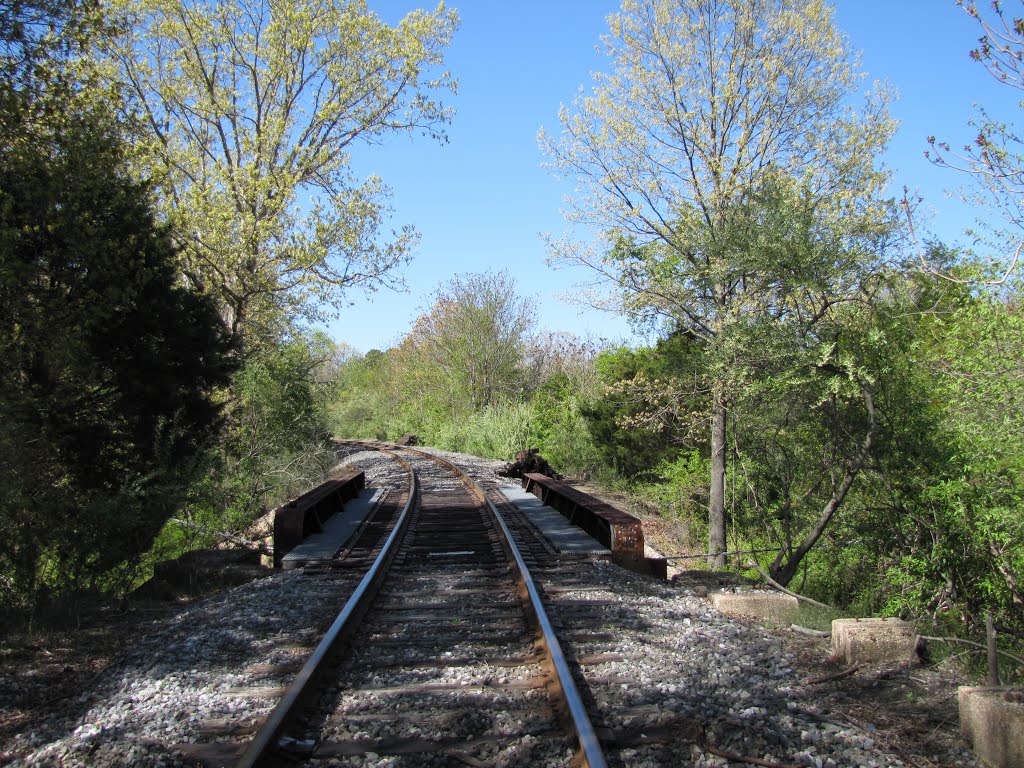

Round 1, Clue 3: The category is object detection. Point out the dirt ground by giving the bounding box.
[0,550,271,753]
[775,628,981,768]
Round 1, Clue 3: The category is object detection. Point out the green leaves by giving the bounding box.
[105,0,459,347]
[543,0,900,568]
[402,270,536,417]
[544,0,894,263]
[0,85,236,608]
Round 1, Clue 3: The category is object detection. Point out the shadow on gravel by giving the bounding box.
[0,563,291,765]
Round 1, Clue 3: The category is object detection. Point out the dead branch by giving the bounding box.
[803,665,861,686]
[917,635,1024,667]
[900,188,1022,285]
[168,518,271,556]
[747,559,835,612]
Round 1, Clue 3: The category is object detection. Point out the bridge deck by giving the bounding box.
[499,484,610,555]
[280,488,384,569]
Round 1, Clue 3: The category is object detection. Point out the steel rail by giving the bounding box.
[482,487,609,768]
[235,455,418,768]
[268,440,608,767]
[384,443,608,768]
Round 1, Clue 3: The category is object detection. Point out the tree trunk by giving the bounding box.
[708,382,727,569]
[770,386,876,586]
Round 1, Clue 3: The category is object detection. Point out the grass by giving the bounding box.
[793,601,851,633]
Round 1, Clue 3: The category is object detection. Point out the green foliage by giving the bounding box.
[403,271,536,418]
[329,349,401,440]
[630,450,710,524]
[527,372,601,475]
[1,0,106,96]
[328,274,604,474]
[754,267,1024,646]
[194,333,337,536]
[104,0,459,347]
[235,337,331,456]
[542,1,896,564]
[581,335,702,479]
[873,288,1024,638]
[431,401,534,460]
[0,82,236,610]
[541,0,895,336]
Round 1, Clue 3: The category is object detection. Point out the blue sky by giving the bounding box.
[328,1,1018,353]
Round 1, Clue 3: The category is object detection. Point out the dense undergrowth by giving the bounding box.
[325,284,1024,683]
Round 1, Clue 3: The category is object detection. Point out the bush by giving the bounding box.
[190,335,338,538]
[0,109,236,612]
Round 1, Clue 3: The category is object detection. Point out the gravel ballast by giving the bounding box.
[0,447,985,768]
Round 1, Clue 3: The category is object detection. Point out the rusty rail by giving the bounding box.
[484,488,609,768]
[237,457,415,768]
[327,441,609,768]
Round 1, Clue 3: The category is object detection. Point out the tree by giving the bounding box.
[541,0,895,567]
[1,0,98,86]
[920,1,1024,282]
[329,348,401,440]
[923,289,1024,623]
[582,333,704,481]
[103,0,459,347]
[404,271,536,417]
[0,94,236,609]
[813,262,1024,637]
[197,331,336,534]
[1,0,113,152]
[726,291,885,586]
[521,331,600,397]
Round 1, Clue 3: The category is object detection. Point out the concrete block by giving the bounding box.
[831,618,917,665]
[959,686,1024,768]
[711,591,799,625]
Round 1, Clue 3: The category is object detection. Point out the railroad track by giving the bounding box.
[218,443,609,768]
[13,443,891,768]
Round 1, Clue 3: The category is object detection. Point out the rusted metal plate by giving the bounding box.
[521,473,644,555]
[272,469,366,566]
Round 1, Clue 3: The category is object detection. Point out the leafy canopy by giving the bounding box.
[541,0,896,328]
[541,0,897,567]
[0,99,236,606]
[104,0,459,346]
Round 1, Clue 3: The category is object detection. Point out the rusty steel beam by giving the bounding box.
[521,473,644,556]
[272,468,365,567]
